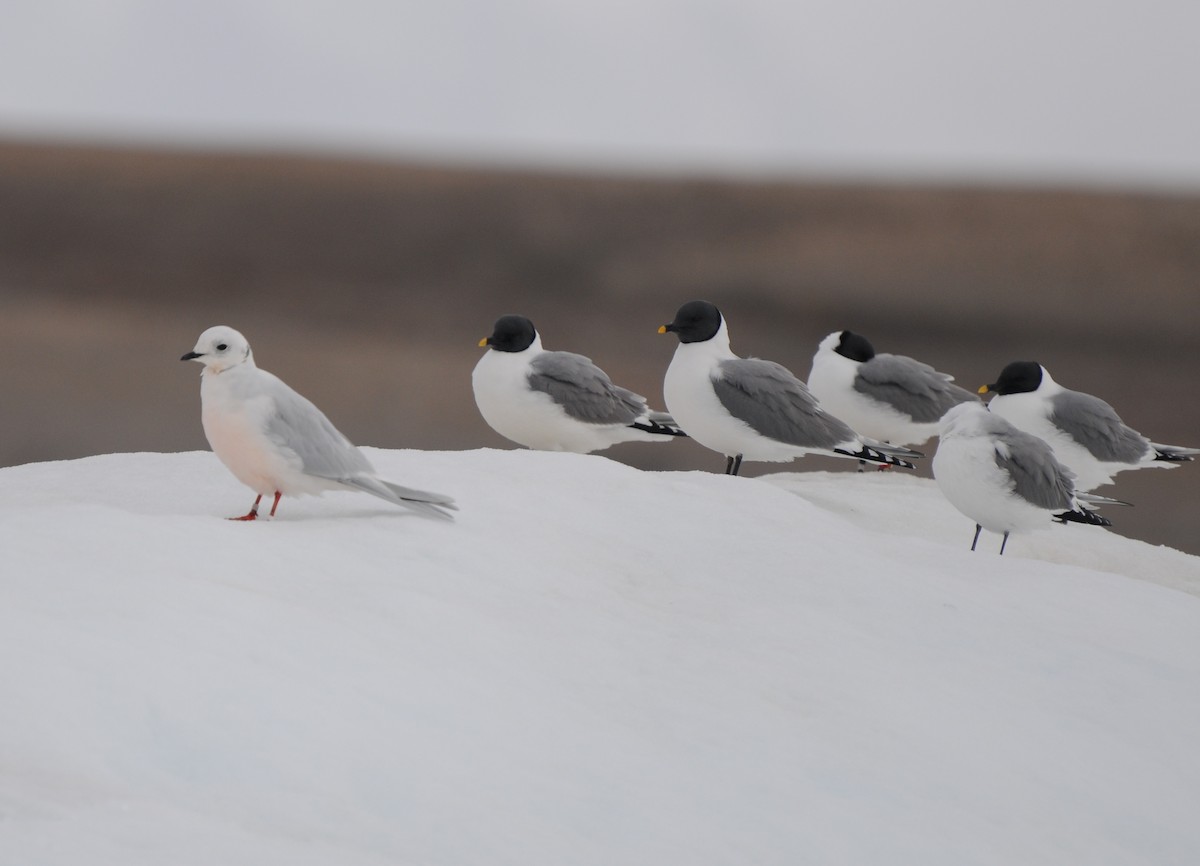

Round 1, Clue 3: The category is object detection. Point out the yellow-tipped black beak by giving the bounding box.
[478,337,489,348]
[657,325,669,334]
[977,384,991,394]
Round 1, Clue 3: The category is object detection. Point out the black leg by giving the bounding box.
[724,455,736,475]
[730,454,743,476]
[999,531,1010,556]
[970,523,982,551]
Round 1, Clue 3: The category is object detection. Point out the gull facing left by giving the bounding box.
[659,301,920,475]
[980,360,1197,492]
[182,326,456,521]
[473,314,684,453]
[933,402,1114,554]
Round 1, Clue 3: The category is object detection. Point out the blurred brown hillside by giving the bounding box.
[1,140,1196,555]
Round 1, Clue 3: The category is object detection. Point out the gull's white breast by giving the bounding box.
[663,344,798,462]
[472,349,613,452]
[933,431,1053,534]
[200,367,331,496]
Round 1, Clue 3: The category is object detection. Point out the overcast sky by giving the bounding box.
[3,0,1199,187]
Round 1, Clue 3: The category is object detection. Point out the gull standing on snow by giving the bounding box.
[658,301,920,475]
[473,314,684,453]
[182,326,456,521]
[933,402,1116,554]
[807,330,978,446]
[980,361,1197,491]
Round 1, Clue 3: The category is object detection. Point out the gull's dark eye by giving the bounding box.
[216,343,228,351]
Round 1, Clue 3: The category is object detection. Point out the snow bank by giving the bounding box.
[2,449,1198,865]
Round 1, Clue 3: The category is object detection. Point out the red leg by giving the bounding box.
[268,491,282,518]
[228,494,263,521]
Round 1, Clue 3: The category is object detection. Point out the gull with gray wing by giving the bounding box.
[980,361,1197,491]
[182,326,456,521]
[933,402,1117,554]
[473,315,684,453]
[659,301,920,475]
[808,330,978,446]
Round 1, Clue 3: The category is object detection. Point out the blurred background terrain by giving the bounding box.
[1,0,1197,554]
[1,141,1196,553]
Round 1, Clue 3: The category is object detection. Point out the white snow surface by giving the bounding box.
[2,448,1199,865]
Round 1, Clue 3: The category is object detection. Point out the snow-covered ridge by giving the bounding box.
[2,449,1199,865]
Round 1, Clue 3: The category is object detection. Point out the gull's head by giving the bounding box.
[480,315,541,353]
[659,300,725,345]
[181,326,253,373]
[979,360,1045,397]
[938,401,991,438]
[831,330,875,362]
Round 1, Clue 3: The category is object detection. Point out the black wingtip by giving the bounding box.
[1154,450,1195,463]
[1054,507,1112,528]
[834,446,915,470]
[629,420,688,437]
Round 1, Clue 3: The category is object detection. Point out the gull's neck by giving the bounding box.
[680,318,736,360]
[202,348,255,378]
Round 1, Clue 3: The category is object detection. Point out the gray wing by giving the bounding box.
[714,358,857,448]
[993,428,1076,510]
[262,375,375,479]
[1050,390,1150,463]
[528,351,645,425]
[854,354,978,422]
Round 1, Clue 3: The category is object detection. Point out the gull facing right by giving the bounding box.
[659,301,919,475]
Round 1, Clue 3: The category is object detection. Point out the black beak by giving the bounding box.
[181,351,202,361]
